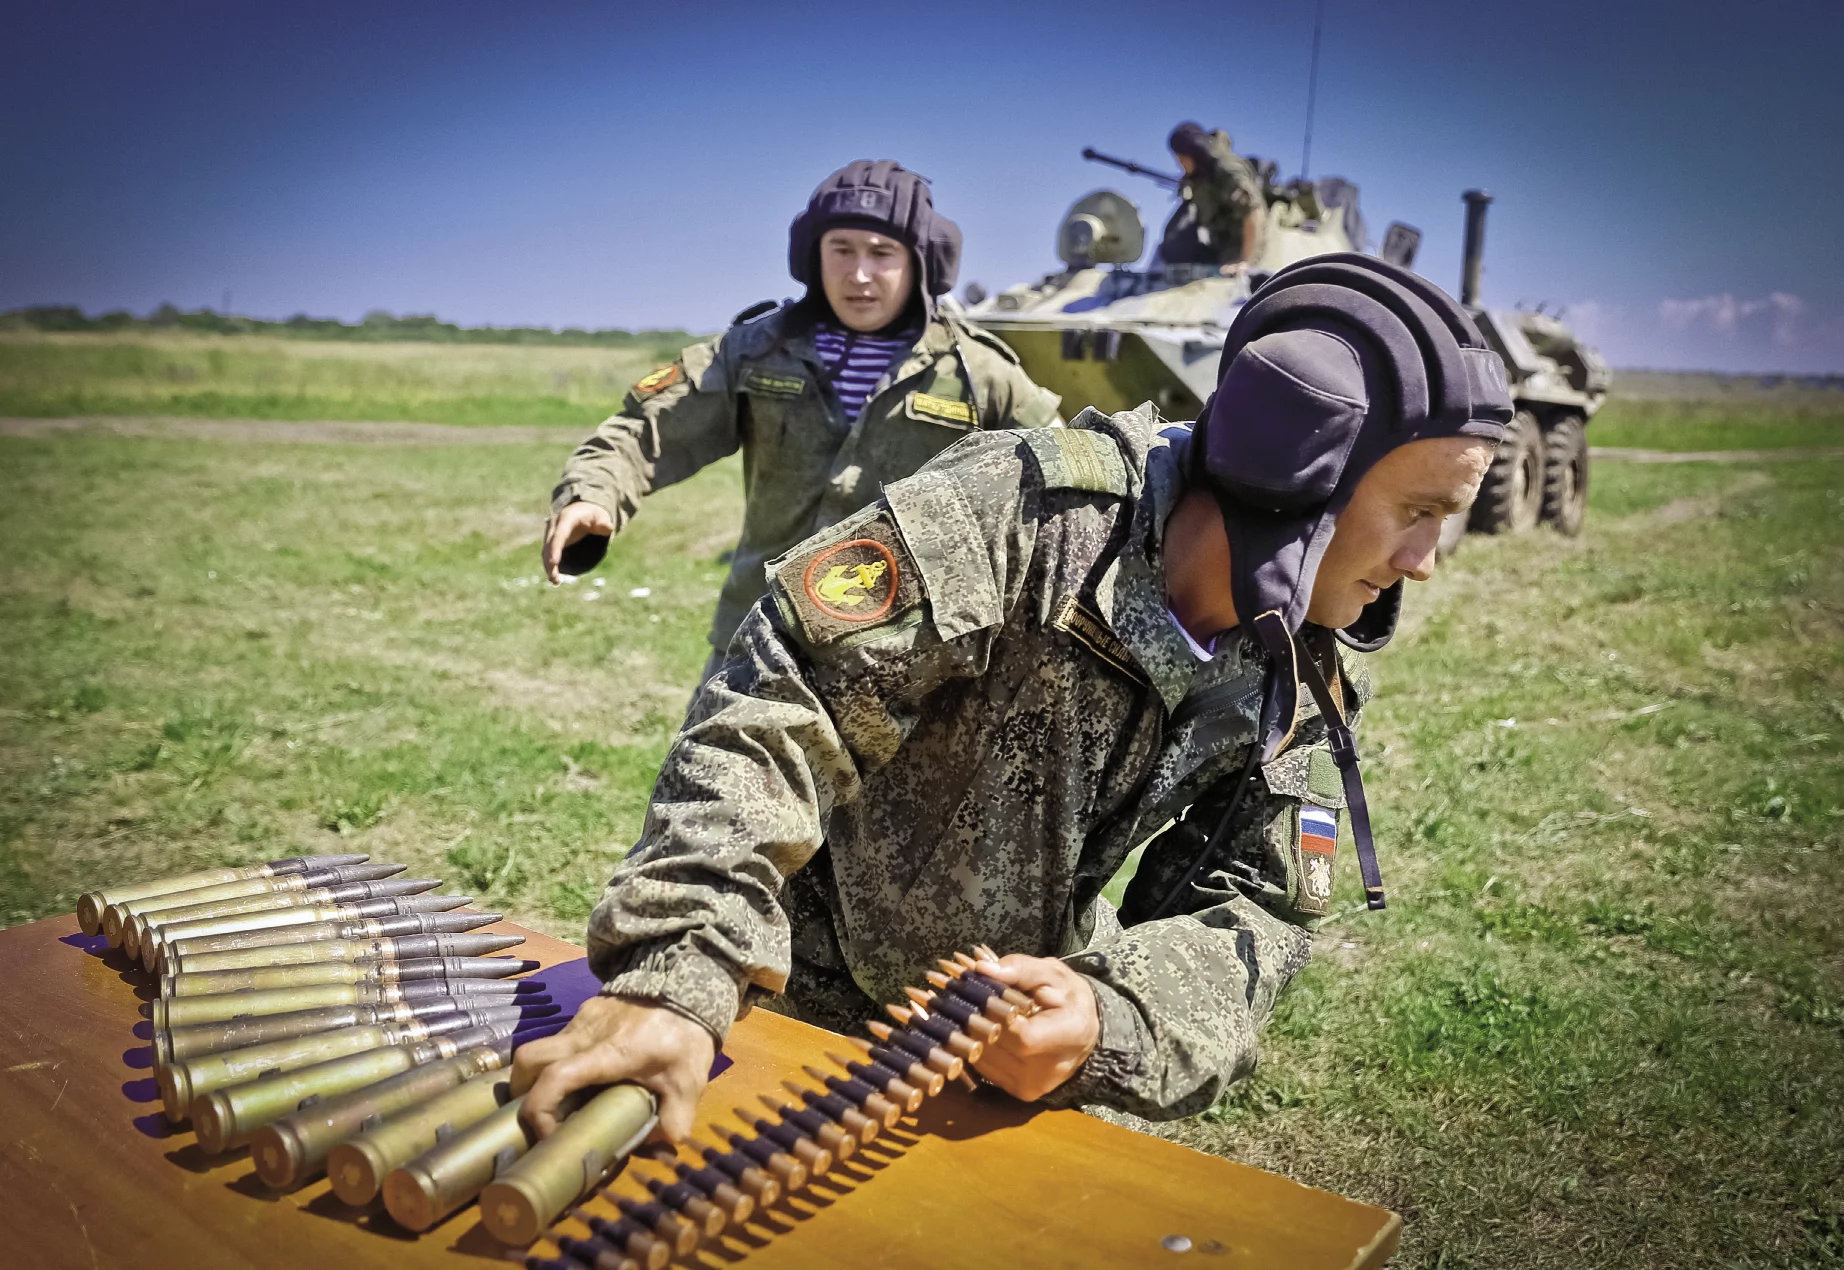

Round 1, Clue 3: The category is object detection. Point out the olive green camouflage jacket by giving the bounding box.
[552,304,1062,656]
[586,404,1370,1120]
[1184,130,1266,262]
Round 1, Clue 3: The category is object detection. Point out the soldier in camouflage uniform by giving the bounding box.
[1161,121,1268,269]
[514,255,1512,1138]
[543,160,1061,671]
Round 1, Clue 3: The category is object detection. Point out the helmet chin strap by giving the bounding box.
[1204,472,1388,910]
[1146,612,1387,921]
[1252,611,1387,912]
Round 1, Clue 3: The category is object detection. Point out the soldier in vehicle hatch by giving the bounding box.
[541,160,1062,675]
[512,256,1513,1138]
[1160,122,1267,269]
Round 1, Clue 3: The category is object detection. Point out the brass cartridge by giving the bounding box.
[163,909,502,963]
[479,1084,659,1245]
[81,854,367,938]
[380,1086,587,1233]
[163,953,537,998]
[169,931,522,976]
[140,891,462,966]
[190,1023,514,1154]
[252,1041,511,1190]
[154,990,544,1066]
[118,860,404,936]
[327,1070,515,1205]
[136,874,434,968]
[112,861,404,951]
[161,1006,528,1123]
[138,881,448,958]
[144,976,533,1029]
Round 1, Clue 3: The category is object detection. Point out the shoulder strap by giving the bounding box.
[950,314,1024,365]
[730,299,778,326]
[1021,427,1132,496]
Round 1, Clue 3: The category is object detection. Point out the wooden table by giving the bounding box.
[0,914,1399,1268]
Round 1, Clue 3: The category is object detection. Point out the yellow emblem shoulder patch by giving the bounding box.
[774,513,923,646]
[633,363,682,395]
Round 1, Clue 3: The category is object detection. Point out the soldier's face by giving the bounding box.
[1306,437,1495,629]
[820,229,915,332]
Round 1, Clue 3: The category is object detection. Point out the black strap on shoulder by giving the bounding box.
[1294,633,1387,910]
[730,299,778,326]
[948,335,985,429]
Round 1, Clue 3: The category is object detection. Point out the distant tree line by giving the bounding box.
[0,303,696,347]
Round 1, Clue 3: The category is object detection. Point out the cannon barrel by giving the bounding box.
[1461,189,1493,307]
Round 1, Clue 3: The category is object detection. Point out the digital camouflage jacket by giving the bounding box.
[552,304,1062,656]
[585,405,1370,1121]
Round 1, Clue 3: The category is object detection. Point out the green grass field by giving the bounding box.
[2,338,1841,1267]
[0,331,682,427]
[1588,397,1844,452]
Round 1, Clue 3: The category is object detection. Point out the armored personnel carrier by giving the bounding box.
[965,163,1610,544]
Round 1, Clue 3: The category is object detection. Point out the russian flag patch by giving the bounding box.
[1299,804,1339,906]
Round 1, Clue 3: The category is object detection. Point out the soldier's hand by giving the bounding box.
[511,995,715,1143]
[542,500,615,585]
[968,954,1100,1102]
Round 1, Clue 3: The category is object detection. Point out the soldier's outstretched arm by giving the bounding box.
[555,453,1040,1097]
[543,336,740,578]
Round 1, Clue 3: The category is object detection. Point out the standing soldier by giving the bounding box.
[511,255,1513,1137]
[1161,121,1268,269]
[542,160,1062,674]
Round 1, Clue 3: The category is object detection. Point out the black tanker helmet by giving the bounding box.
[1168,121,1215,164]
[1182,253,1513,912]
[787,160,962,312]
[1194,252,1512,659]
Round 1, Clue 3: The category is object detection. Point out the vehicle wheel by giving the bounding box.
[1469,409,1543,534]
[1540,414,1589,536]
[1436,510,1468,561]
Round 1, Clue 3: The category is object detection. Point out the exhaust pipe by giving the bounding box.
[1460,189,1492,307]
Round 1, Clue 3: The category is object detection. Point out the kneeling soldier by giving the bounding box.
[516,255,1512,1138]
[543,160,1061,674]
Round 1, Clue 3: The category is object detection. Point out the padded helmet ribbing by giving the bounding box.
[1193,254,1513,652]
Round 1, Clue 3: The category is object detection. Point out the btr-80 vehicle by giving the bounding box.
[964,158,1610,547]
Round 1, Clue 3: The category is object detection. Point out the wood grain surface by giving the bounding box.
[0,914,1399,1268]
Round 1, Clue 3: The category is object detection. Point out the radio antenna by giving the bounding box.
[1300,0,1325,179]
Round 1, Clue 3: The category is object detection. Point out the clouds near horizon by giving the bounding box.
[1561,292,1844,374]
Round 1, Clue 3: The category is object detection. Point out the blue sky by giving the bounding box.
[4,0,1841,372]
